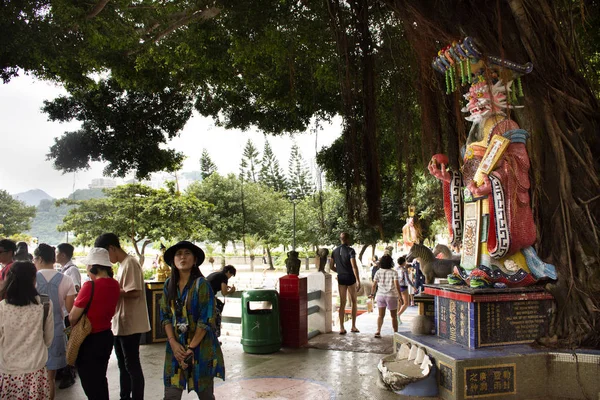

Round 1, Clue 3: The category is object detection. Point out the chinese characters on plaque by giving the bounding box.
[465,365,516,397]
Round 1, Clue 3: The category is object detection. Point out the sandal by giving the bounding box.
[351,328,360,333]
[374,333,381,338]
[339,330,347,335]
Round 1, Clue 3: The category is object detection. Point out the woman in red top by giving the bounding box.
[69,248,120,400]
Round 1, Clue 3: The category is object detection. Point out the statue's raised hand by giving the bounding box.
[428,154,451,183]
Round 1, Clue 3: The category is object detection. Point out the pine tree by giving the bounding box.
[199,149,217,179]
[259,140,288,193]
[287,143,314,199]
[240,140,260,183]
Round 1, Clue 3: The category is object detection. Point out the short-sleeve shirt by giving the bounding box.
[112,255,151,336]
[206,271,228,295]
[37,269,77,318]
[374,269,399,297]
[332,244,356,277]
[75,278,120,333]
[61,261,82,290]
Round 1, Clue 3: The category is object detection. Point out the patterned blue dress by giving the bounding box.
[159,276,225,395]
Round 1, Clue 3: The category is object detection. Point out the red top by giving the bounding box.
[0,262,13,281]
[75,278,120,333]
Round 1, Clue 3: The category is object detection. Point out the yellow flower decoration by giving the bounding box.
[465,147,474,160]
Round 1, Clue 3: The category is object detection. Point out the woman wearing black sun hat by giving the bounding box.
[159,241,224,400]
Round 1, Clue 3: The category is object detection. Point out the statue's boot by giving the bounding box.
[447,265,470,285]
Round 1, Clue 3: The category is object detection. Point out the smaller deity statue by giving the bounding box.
[285,251,301,275]
[154,244,171,282]
[402,217,420,250]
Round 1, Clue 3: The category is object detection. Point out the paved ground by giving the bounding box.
[58,307,426,400]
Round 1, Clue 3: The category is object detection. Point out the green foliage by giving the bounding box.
[187,174,244,249]
[288,143,314,199]
[43,78,191,179]
[59,183,210,261]
[200,149,218,180]
[25,188,105,245]
[259,139,288,193]
[240,140,261,183]
[143,269,156,280]
[0,190,36,237]
[242,182,289,249]
[27,199,69,244]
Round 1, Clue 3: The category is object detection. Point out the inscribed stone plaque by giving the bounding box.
[464,364,516,397]
[439,361,453,393]
[477,300,551,346]
[437,297,469,346]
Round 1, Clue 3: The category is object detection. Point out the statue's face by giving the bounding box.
[462,80,508,124]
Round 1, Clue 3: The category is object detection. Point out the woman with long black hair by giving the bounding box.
[159,241,224,400]
[0,261,54,399]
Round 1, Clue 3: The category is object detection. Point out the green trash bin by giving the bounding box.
[241,289,282,354]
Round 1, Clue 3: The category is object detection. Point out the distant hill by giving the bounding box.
[26,188,106,244]
[13,189,54,206]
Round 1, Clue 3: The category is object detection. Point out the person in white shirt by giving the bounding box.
[57,243,81,292]
[370,255,403,338]
[34,244,76,400]
[0,261,54,399]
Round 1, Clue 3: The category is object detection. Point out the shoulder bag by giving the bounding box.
[65,280,95,366]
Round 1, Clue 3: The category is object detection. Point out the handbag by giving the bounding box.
[65,280,95,366]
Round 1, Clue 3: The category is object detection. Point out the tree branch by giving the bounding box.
[152,7,221,43]
[86,0,111,19]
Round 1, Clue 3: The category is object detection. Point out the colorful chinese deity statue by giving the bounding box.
[428,37,557,288]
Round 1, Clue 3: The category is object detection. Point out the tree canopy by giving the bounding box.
[59,183,210,264]
[200,149,218,179]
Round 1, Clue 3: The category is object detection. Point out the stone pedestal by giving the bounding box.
[307,272,333,334]
[279,275,308,347]
[394,332,600,400]
[425,285,554,349]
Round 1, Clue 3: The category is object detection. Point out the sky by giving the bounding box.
[0,75,342,199]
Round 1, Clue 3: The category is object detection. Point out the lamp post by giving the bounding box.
[290,194,297,251]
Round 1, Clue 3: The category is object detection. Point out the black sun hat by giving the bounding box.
[164,241,205,268]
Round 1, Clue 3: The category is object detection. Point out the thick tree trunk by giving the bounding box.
[267,246,275,270]
[358,243,370,264]
[221,242,226,267]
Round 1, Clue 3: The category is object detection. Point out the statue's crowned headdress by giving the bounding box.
[432,37,533,123]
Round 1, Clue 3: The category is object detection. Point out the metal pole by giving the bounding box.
[292,201,296,251]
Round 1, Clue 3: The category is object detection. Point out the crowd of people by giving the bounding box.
[0,236,226,400]
[1,230,428,398]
